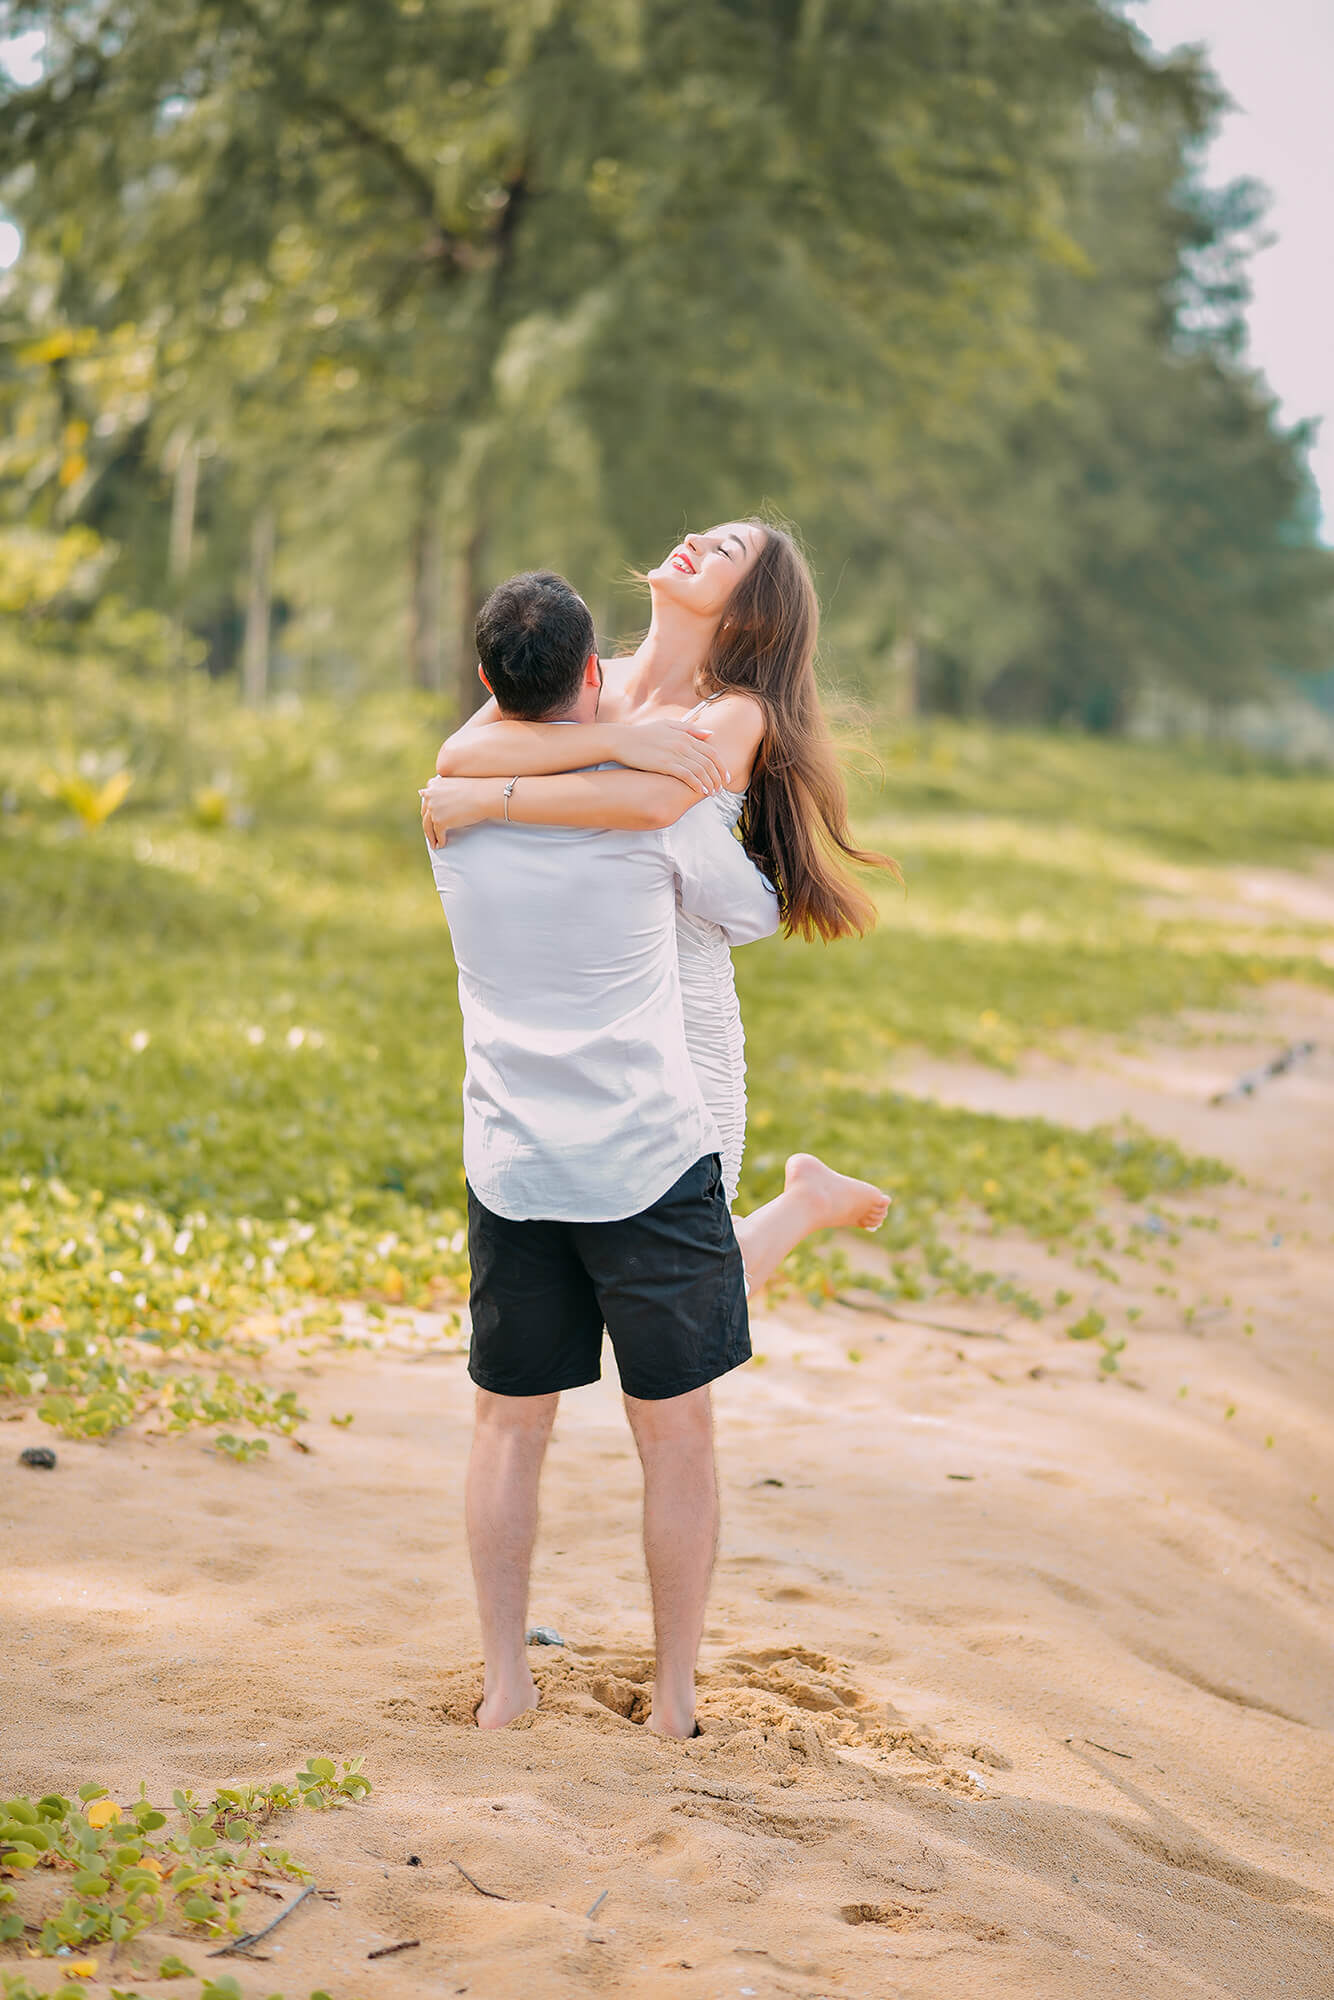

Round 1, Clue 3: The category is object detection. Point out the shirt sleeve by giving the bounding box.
[662,799,781,946]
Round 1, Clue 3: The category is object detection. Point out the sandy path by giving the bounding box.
[6,995,1334,1998]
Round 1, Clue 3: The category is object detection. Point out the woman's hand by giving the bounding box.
[604,720,731,794]
[420,774,497,849]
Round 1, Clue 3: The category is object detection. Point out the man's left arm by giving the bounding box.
[665,802,780,946]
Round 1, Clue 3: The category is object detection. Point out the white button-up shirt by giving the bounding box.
[429,797,779,1222]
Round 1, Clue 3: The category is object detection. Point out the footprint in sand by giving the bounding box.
[842,1902,1007,1941]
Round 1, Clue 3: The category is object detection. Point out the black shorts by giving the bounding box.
[466,1154,750,1402]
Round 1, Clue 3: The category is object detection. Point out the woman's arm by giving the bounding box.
[421,768,705,845]
[436,713,728,792]
[435,694,501,772]
[420,695,767,845]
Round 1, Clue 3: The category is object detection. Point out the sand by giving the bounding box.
[5,985,1334,1998]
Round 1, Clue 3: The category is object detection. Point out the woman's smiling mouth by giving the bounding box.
[669,551,696,575]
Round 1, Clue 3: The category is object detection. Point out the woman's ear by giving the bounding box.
[584,649,602,686]
[477,664,492,692]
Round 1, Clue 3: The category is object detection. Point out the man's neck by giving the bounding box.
[499,696,594,727]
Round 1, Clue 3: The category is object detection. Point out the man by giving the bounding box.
[425,570,778,1738]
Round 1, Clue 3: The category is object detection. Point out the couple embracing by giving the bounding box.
[421,518,894,1739]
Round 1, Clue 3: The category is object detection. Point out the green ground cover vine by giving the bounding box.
[4,656,1329,1434]
[0,1762,369,1977]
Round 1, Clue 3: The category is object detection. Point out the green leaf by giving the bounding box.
[306,1758,336,1782]
[182,1893,219,1922]
[77,1783,108,1803]
[199,1976,244,2000]
[187,1821,218,1848]
[157,1955,196,1979]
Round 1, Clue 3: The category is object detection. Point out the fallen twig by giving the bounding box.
[835,1295,1011,1340]
[1211,1041,1315,1106]
[585,1889,609,1920]
[449,1858,509,1901]
[1085,1738,1133,1759]
[368,1939,422,1959]
[209,1882,317,1957]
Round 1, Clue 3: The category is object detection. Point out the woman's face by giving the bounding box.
[648,522,765,620]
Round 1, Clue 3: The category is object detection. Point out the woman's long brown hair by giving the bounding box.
[698,519,899,941]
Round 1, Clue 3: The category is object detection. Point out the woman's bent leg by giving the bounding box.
[733,1153,890,1297]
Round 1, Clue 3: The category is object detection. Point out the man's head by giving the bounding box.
[474,570,600,720]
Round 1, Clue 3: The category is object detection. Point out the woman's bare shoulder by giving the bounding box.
[595,654,638,722]
[701,691,766,754]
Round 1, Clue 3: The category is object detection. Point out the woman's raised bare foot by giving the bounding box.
[475,1675,539,1730]
[783,1152,890,1233]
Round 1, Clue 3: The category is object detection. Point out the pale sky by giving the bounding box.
[1133,0,1334,536]
[2,12,1330,531]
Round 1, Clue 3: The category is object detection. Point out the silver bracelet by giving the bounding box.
[503,775,519,822]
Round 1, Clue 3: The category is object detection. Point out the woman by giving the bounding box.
[420,518,896,1293]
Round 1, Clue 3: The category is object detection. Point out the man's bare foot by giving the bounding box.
[646,1705,698,1740]
[784,1152,891,1232]
[475,1676,539,1729]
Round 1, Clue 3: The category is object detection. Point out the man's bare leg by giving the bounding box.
[733,1152,890,1297]
[624,1383,718,1739]
[465,1387,559,1729]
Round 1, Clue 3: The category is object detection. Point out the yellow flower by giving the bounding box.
[85,1799,120,1829]
[68,1960,99,1977]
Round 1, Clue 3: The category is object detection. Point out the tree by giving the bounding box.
[1,1,1174,696]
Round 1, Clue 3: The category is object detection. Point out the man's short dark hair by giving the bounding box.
[474,571,596,720]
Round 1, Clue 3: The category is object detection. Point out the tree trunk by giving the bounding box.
[167,431,199,583]
[455,513,487,721]
[409,464,444,692]
[888,624,919,720]
[165,429,199,801]
[241,503,276,707]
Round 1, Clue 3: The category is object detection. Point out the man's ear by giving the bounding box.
[583,650,602,687]
[477,664,492,693]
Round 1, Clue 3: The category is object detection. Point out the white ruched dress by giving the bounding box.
[675,785,751,1205]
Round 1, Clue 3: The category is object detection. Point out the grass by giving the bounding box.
[3,643,1331,1435]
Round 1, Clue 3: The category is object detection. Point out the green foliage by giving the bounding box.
[37,764,133,830]
[0,1982,336,2000]
[8,670,1331,1442]
[1066,1306,1126,1374]
[0,1765,370,1963]
[1,0,1324,715]
[213,1433,269,1463]
[862,723,1334,862]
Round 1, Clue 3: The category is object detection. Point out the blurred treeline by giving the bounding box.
[1,0,1330,731]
